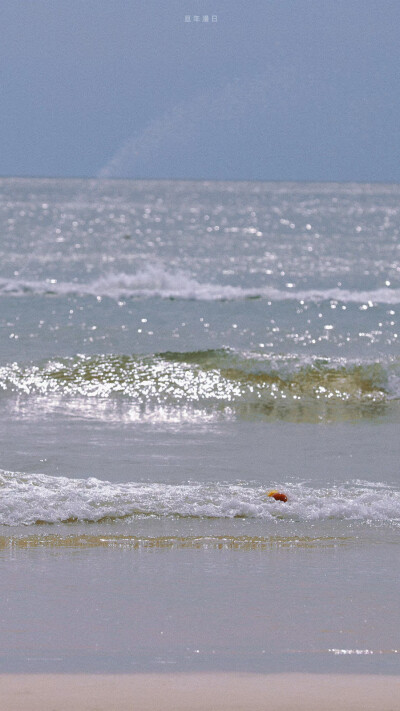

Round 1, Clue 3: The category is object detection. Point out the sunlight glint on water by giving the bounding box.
[0,179,399,673]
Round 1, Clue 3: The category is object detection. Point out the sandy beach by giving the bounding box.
[1,673,400,711]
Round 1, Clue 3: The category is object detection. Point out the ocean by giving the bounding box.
[0,178,399,673]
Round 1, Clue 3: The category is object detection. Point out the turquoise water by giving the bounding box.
[0,178,399,672]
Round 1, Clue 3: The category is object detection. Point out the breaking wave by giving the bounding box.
[0,471,399,527]
[0,350,398,423]
[0,266,400,303]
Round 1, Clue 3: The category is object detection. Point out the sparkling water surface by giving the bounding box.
[0,179,399,672]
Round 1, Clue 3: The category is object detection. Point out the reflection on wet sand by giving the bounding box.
[0,533,353,551]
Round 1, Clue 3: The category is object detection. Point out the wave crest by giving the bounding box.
[0,350,398,423]
[0,471,399,527]
[0,266,400,303]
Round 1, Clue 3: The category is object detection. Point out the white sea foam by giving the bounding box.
[0,471,399,527]
[0,266,399,303]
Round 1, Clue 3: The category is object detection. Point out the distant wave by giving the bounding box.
[0,266,399,303]
[1,350,399,423]
[0,471,399,526]
[0,267,252,301]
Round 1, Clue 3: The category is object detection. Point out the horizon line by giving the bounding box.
[1,175,400,187]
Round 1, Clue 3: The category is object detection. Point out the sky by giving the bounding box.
[1,0,400,181]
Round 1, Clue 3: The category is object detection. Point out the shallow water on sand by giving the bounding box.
[1,545,400,674]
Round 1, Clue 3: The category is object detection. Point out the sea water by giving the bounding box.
[0,178,399,673]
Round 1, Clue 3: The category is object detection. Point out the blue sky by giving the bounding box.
[1,0,400,181]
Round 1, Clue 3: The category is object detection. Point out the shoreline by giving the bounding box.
[1,673,400,711]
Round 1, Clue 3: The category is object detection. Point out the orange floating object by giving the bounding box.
[267,490,288,502]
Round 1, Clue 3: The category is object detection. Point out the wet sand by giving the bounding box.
[1,673,400,710]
